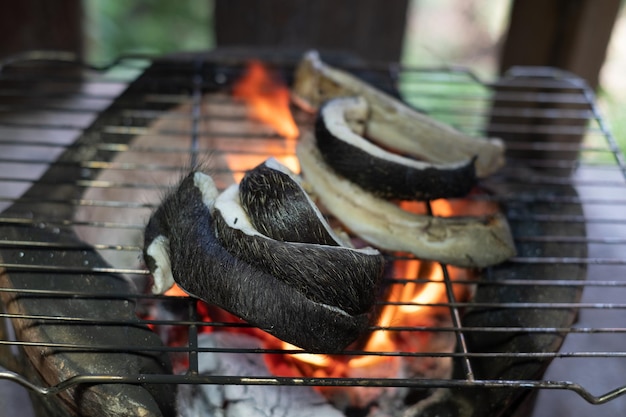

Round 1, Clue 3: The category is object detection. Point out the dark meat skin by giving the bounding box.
[143,171,382,353]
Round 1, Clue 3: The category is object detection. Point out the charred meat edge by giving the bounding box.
[292,50,505,178]
[296,132,516,268]
[143,171,373,353]
[316,96,477,201]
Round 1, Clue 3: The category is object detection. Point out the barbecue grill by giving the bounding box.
[1,50,625,417]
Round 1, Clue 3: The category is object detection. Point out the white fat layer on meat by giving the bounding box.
[214,183,380,256]
[193,171,219,210]
[263,158,352,248]
[264,156,294,176]
[214,184,264,238]
[322,96,470,170]
[146,235,174,294]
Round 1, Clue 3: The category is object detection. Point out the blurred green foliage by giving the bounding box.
[84,0,214,65]
[598,89,626,157]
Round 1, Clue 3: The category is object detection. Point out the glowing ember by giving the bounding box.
[164,283,188,297]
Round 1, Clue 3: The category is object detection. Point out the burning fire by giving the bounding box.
[231,60,300,179]
[232,60,299,141]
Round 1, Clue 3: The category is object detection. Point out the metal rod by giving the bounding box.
[1,371,624,406]
[187,300,199,376]
[184,62,204,376]
[425,201,475,381]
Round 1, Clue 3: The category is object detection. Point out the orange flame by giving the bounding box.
[232,60,299,140]
[230,60,301,179]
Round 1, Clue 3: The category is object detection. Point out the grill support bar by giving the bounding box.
[2,370,625,406]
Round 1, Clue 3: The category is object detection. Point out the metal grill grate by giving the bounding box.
[1,51,626,416]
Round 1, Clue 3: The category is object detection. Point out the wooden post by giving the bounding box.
[500,0,621,90]
[0,0,83,59]
[491,0,621,174]
[214,0,409,63]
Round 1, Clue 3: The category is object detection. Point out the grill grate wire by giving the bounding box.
[0,52,625,411]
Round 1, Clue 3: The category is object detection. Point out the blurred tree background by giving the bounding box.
[84,0,215,64]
